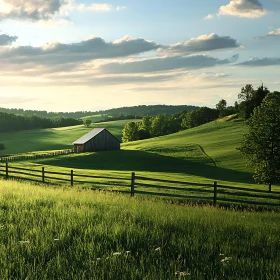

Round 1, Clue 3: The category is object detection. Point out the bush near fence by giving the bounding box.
[0,163,279,208]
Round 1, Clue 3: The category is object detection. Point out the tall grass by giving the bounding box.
[0,179,279,279]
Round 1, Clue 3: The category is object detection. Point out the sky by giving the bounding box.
[0,0,279,112]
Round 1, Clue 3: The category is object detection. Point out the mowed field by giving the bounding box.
[0,119,136,156]
[0,179,279,279]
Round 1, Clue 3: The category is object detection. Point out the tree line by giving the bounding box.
[0,105,199,119]
[122,83,272,142]
[0,112,83,133]
[122,107,224,142]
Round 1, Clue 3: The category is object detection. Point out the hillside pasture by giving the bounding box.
[0,119,134,156]
[0,179,279,279]
[32,118,259,186]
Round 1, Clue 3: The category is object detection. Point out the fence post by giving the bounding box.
[42,167,45,183]
[213,181,217,206]
[5,162,8,179]
[71,170,74,186]
[131,172,135,197]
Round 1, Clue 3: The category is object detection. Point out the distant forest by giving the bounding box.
[0,105,199,119]
[0,112,82,133]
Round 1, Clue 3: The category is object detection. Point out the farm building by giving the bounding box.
[73,128,120,153]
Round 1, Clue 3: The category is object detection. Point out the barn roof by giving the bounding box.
[73,128,120,144]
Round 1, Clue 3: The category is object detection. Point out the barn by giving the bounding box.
[73,128,120,153]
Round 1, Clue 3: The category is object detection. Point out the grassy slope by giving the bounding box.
[0,119,134,156]
[33,117,260,187]
[0,179,279,279]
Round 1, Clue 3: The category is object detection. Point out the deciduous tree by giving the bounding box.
[239,92,280,191]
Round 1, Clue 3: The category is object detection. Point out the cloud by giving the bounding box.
[162,33,240,54]
[256,28,280,39]
[0,33,18,45]
[75,3,113,12]
[116,6,127,11]
[0,0,123,22]
[204,14,214,20]
[237,57,280,66]
[100,54,237,74]
[0,0,67,21]
[218,0,268,18]
[0,36,161,71]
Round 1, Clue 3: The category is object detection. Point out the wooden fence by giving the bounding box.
[0,149,74,163]
[0,164,279,208]
[0,162,130,194]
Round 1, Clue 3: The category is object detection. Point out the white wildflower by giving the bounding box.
[19,240,30,244]
[221,257,232,263]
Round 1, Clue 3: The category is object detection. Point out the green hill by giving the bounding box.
[31,116,257,186]
[0,119,134,156]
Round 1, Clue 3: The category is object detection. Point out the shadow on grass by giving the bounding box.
[35,149,254,184]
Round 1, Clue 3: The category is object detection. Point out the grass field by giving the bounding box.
[0,179,279,279]
[0,119,135,156]
[30,117,262,188]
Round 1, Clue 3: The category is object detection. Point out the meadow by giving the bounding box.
[31,117,259,188]
[0,119,136,156]
[0,179,279,279]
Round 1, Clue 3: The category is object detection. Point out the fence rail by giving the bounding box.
[0,149,74,163]
[0,163,279,208]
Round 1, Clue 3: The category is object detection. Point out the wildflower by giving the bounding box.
[154,247,161,251]
[113,252,121,256]
[180,272,191,276]
[19,240,30,244]
[175,271,191,277]
[221,257,232,263]
[125,251,131,254]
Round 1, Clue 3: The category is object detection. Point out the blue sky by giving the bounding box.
[0,0,279,111]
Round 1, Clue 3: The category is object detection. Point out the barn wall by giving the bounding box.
[74,144,84,153]
[84,130,120,152]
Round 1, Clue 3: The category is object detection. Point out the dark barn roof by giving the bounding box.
[73,128,120,144]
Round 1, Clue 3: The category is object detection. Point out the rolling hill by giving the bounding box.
[31,116,257,186]
[0,119,135,156]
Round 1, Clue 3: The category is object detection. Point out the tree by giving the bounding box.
[84,119,92,127]
[237,84,269,119]
[216,99,227,117]
[239,92,280,191]
[122,122,139,142]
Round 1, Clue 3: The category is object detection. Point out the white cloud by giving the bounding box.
[268,28,280,36]
[0,0,122,22]
[76,3,113,12]
[116,6,127,11]
[204,14,213,20]
[162,33,240,54]
[218,0,268,18]
[0,0,67,21]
